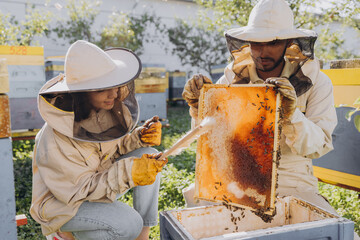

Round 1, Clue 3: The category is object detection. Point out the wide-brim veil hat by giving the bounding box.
[41,40,141,94]
[38,40,141,142]
[225,0,317,60]
[225,0,317,42]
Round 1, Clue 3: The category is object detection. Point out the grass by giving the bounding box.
[13,104,360,239]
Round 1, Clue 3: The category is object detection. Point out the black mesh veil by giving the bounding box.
[224,33,317,96]
[42,81,139,142]
[225,33,317,63]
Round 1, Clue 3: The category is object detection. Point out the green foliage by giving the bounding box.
[318,182,360,235]
[196,0,255,28]
[97,12,136,50]
[316,28,355,60]
[127,12,165,55]
[328,0,360,33]
[159,105,197,172]
[52,0,100,43]
[167,19,228,76]
[12,140,45,240]
[98,11,163,55]
[345,97,360,132]
[0,5,52,46]
[354,115,360,132]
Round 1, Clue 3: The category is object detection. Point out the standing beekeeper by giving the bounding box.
[183,0,344,224]
[30,40,167,240]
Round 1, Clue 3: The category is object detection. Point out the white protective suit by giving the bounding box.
[217,57,338,215]
[30,41,163,237]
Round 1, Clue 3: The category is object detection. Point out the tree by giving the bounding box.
[52,0,100,44]
[98,11,163,55]
[195,0,360,60]
[53,0,164,55]
[167,19,228,76]
[0,5,52,46]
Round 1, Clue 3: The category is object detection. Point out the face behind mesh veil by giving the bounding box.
[42,81,139,142]
[225,34,317,66]
[38,44,142,142]
[224,34,317,96]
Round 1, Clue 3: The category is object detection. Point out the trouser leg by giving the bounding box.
[119,147,161,226]
[60,201,143,240]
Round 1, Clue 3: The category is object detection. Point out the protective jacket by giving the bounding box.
[218,56,337,201]
[30,93,150,235]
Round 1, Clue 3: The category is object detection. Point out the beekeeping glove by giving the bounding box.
[182,74,212,119]
[132,153,168,186]
[140,116,162,146]
[265,77,297,122]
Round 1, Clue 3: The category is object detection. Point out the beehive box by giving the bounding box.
[135,64,168,123]
[210,64,227,82]
[168,71,186,101]
[195,84,280,214]
[160,196,354,240]
[0,58,9,93]
[135,64,168,94]
[45,57,65,81]
[321,59,360,107]
[0,45,45,130]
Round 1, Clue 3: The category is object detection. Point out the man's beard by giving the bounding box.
[254,47,287,72]
[258,56,284,72]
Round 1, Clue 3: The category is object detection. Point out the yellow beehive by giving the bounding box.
[0,58,9,93]
[321,59,360,107]
[135,66,168,93]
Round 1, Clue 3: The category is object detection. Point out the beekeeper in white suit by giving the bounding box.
[183,0,355,233]
[30,40,167,240]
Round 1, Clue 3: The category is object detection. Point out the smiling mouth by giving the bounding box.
[104,101,114,105]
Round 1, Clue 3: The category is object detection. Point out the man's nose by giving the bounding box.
[258,46,266,56]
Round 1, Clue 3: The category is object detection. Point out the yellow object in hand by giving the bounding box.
[131,153,167,186]
[140,116,162,146]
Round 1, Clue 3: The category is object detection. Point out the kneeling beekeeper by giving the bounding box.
[183,0,340,217]
[30,40,168,240]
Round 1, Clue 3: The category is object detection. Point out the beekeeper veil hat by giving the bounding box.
[38,40,141,142]
[225,0,317,64]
